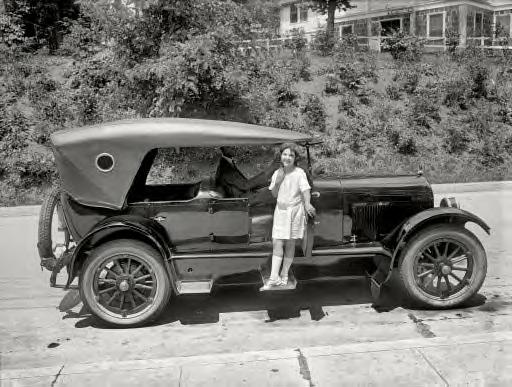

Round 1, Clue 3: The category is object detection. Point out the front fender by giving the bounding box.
[376,207,490,288]
[398,207,490,242]
[66,215,173,287]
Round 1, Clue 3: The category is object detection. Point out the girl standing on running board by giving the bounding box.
[261,143,316,289]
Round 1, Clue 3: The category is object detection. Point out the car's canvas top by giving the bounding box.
[51,118,311,210]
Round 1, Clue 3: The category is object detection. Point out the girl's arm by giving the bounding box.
[270,168,285,198]
[301,189,316,218]
[299,169,315,217]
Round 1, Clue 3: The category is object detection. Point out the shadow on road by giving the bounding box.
[59,273,485,329]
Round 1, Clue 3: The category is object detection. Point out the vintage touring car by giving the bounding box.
[38,118,490,327]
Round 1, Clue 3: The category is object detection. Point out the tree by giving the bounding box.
[4,0,79,51]
[310,0,353,37]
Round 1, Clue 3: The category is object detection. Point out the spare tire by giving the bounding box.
[37,186,69,259]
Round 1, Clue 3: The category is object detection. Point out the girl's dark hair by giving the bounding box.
[279,143,300,166]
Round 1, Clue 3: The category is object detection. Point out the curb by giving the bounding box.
[2,331,512,380]
[0,205,40,217]
[432,180,512,194]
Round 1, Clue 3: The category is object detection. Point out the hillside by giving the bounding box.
[2,40,512,205]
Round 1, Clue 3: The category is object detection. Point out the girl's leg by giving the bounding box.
[269,239,284,282]
[280,239,296,283]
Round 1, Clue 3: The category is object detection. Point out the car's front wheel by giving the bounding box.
[79,240,171,327]
[398,225,487,308]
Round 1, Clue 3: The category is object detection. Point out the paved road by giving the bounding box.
[1,184,512,385]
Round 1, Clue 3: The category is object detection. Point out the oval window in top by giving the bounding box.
[96,153,115,172]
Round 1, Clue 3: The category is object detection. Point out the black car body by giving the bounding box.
[38,118,490,327]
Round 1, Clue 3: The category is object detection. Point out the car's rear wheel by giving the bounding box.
[398,225,487,308]
[79,240,171,327]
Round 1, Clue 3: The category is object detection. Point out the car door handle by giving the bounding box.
[151,216,166,222]
[311,191,320,198]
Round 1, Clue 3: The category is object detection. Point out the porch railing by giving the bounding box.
[235,35,512,54]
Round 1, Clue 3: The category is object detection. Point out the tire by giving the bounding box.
[398,225,487,309]
[37,186,66,259]
[79,239,171,327]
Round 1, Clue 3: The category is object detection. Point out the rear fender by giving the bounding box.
[379,208,490,286]
[65,215,177,291]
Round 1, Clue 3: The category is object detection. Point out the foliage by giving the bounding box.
[283,29,308,52]
[393,65,420,94]
[325,37,377,95]
[386,84,401,100]
[338,93,356,116]
[382,30,424,62]
[309,0,354,35]
[468,62,489,99]
[5,0,79,51]
[335,114,387,156]
[312,29,336,56]
[445,29,459,55]
[3,1,512,204]
[410,87,442,128]
[443,77,470,109]
[0,13,26,58]
[302,94,326,132]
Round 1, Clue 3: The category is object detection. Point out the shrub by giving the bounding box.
[445,29,460,55]
[302,94,326,132]
[444,125,471,154]
[26,73,58,104]
[312,30,336,56]
[324,73,341,95]
[338,94,357,116]
[443,77,470,109]
[394,66,420,94]
[387,121,419,156]
[411,89,441,128]
[261,105,306,133]
[283,29,308,53]
[386,84,401,100]
[357,87,372,106]
[468,63,489,99]
[382,30,424,62]
[335,115,388,156]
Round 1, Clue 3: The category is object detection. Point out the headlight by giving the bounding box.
[440,197,460,209]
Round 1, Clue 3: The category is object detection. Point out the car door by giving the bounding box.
[302,179,344,257]
[148,198,212,252]
[209,198,250,249]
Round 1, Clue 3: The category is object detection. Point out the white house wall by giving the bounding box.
[279,0,512,36]
[279,5,325,35]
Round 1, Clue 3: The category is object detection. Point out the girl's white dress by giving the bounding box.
[269,167,311,240]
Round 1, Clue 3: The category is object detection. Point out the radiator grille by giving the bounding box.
[352,202,390,240]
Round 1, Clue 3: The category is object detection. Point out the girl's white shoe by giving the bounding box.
[260,277,283,290]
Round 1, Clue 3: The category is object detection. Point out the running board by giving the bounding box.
[176,280,213,294]
[259,265,297,291]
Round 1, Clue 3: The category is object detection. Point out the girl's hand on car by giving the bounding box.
[305,203,316,218]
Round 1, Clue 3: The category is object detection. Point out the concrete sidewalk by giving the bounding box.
[2,331,511,386]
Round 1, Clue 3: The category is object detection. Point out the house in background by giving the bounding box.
[278,0,512,50]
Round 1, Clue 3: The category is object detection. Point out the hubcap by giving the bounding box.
[413,239,473,300]
[93,254,157,318]
[118,280,130,292]
[441,265,452,275]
